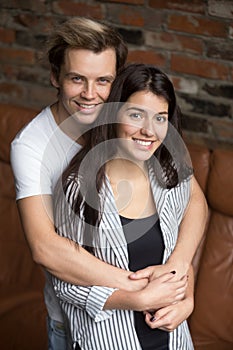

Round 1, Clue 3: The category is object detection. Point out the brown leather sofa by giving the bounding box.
[0,102,232,350]
[0,104,47,350]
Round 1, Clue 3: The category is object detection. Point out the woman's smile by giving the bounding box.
[117,91,168,162]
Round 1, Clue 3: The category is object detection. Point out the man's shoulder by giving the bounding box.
[12,106,56,147]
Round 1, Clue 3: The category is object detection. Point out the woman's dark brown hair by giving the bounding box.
[55,64,192,249]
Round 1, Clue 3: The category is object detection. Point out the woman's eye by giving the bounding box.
[129,113,142,120]
[155,115,167,123]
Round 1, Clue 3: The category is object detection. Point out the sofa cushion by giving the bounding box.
[207,149,233,216]
[0,291,47,350]
[187,144,211,194]
[0,103,38,163]
[189,211,233,349]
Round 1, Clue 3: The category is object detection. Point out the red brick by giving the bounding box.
[108,5,145,27]
[15,14,41,29]
[99,0,144,4]
[145,32,203,55]
[208,0,233,20]
[171,75,199,95]
[0,27,15,43]
[143,10,165,29]
[168,14,228,38]
[53,1,103,19]
[149,0,204,14]
[210,118,233,141]
[229,24,233,39]
[0,82,24,99]
[127,50,166,67]
[0,48,35,65]
[24,85,57,109]
[1,0,47,12]
[40,15,58,34]
[1,64,16,79]
[14,14,56,34]
[171,54,229,80]
[1,64,50,86]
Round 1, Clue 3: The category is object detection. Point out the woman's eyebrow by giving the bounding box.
[125,107,145,113]
[125,107,168,115]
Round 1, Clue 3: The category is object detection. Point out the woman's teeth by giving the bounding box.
[134,139,153,146]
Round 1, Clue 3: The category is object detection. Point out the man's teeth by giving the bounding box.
[79,103,96,109]
[134,139,152,146]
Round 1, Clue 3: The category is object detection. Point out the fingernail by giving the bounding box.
[170,270,176,274]
[150,316,156,322]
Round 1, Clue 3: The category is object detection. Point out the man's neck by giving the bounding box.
[51,102,85,145]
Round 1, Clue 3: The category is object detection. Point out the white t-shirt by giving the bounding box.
[10,106,81,322]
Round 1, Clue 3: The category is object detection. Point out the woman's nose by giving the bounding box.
[140,119,155,137]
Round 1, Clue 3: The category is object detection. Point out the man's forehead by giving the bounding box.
[63,47,117,77]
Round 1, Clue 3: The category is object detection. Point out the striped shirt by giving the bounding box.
[53,163,194,350]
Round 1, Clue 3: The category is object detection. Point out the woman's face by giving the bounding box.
[117,90,169,163]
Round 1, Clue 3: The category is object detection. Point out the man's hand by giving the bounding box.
[144,296,194,331]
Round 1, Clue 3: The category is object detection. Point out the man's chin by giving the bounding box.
[71,111,99,125]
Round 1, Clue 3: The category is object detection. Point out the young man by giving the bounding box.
[11,17,207,350]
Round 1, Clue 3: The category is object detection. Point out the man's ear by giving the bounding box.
[50,71,59,88]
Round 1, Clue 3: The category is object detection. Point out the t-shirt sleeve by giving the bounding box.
[10,138,52,200]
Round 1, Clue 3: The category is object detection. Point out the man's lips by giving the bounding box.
[75,102,102,109]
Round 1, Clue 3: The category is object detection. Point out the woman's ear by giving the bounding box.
[50,71,60,88]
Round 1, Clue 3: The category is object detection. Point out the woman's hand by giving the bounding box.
[137,273,188,312]
[144,295,194,331]
[124,274,149,292]
[129,261,189,282]
[129,264,171,282]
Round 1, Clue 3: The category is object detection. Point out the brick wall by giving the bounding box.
[0,0,232,149]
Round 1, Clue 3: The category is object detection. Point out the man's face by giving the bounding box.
[51,48,116,126]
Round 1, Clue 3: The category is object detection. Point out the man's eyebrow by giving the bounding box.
[65,72,115,80]
[65,72,80,76]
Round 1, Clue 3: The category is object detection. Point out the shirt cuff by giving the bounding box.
[86,286,118,322]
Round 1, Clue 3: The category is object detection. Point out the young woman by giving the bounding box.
[53,64,199,349]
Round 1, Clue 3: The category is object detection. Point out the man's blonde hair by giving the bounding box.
[47,17,128,80]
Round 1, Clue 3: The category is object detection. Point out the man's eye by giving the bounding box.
[98,78,110,84]
[72,76,82,82]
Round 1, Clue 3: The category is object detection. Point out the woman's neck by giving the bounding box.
[106,158,147,180]
[106,159,156,219]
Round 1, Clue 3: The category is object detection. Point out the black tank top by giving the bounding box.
[120,214,169,350]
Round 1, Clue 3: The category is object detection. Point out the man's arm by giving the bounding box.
[129,176,208,281]
[17,194,147,291]
[165,177,208,276]
[103,272,187,312]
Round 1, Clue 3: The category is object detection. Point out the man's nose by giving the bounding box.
[81,82,96,99]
